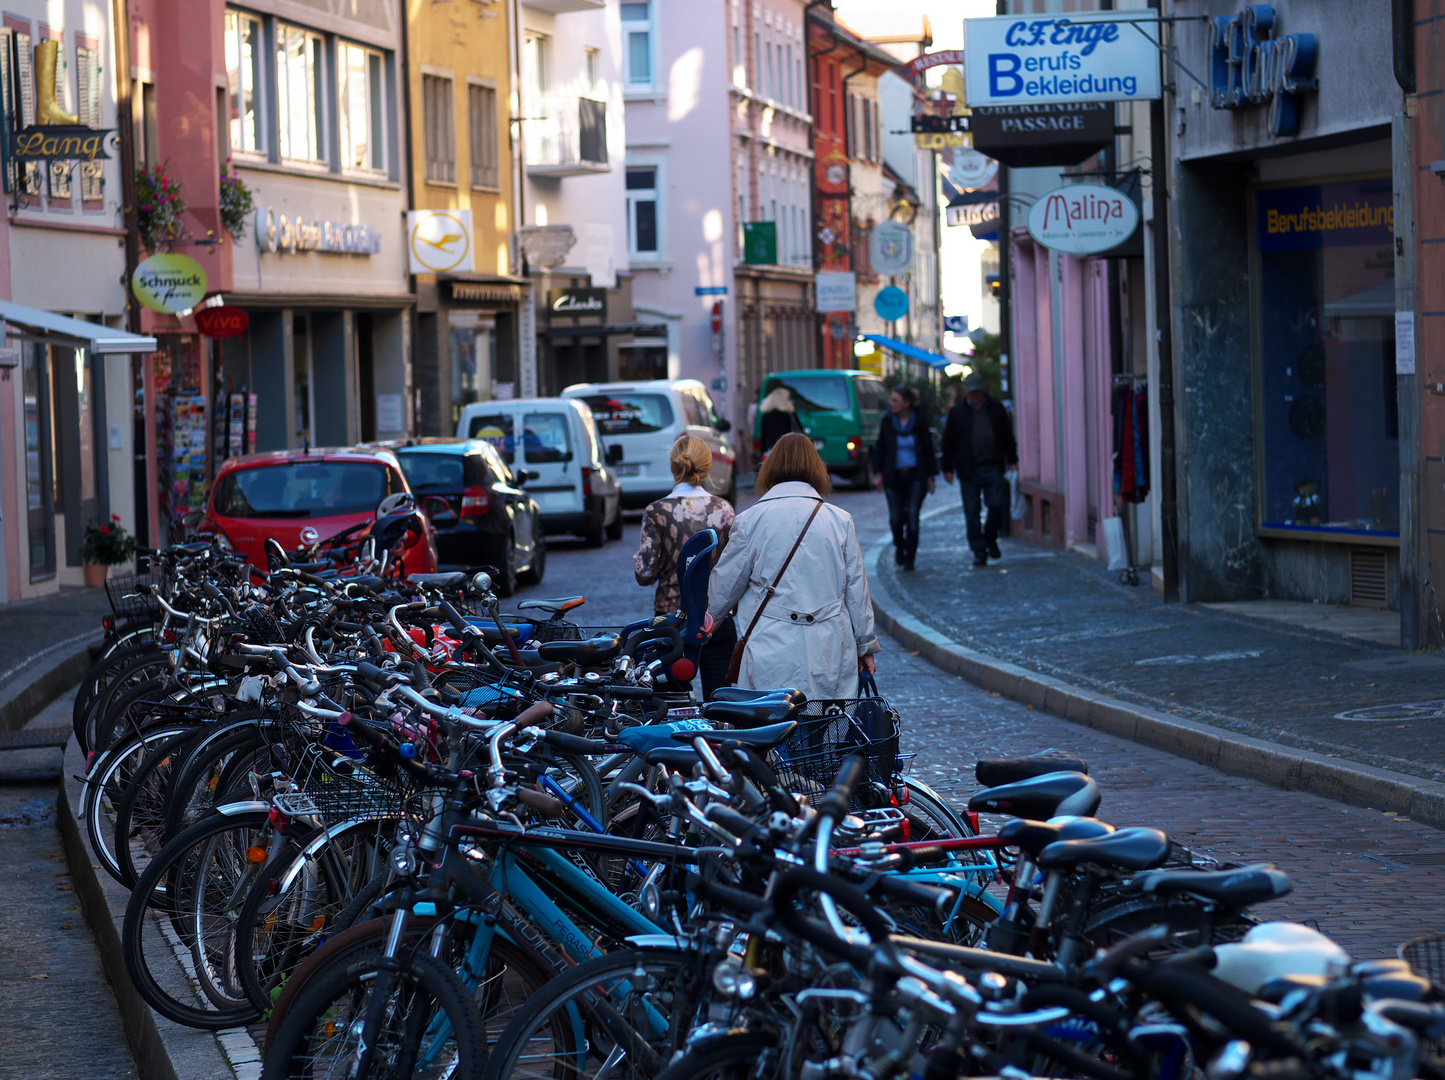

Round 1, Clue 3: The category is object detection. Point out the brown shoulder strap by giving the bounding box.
[738,500,824,642]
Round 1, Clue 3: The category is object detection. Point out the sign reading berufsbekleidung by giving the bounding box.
[963,13,1161,107]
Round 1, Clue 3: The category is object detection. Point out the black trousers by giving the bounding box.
[698,615,738,700]
[884,468,926,562]
[959,463,1009,555]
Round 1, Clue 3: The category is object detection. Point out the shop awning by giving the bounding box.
[0,299,157,354]
[862,333,951,370]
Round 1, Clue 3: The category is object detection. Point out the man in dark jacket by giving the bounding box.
[873,385,937,571]
[940,372,1017,568]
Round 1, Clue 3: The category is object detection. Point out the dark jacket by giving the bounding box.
[939,396,1017,479]
[874,411,938,485]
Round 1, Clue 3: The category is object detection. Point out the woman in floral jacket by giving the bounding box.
[634,436,737,697]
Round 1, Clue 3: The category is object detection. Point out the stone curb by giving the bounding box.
[866,539,1445,832]
[0,636,98,733]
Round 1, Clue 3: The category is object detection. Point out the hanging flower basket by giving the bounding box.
[219,162,254,241]
[135,162,186,253]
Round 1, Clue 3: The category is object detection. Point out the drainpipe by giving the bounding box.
[1393,0,1420,646]
[806,9,843,365]
[398,0,420,433]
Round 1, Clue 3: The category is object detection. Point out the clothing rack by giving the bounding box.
[1111,376,1149,586]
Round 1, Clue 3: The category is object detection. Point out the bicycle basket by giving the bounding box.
[1401,933,1445,988]
[769,696,903,803]
[277,741,411,824]
[106,570,163,619]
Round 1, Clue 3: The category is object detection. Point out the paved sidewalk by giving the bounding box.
[877,505,1445,786]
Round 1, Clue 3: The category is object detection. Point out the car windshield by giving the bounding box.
[577,393,674,435]
[764,375,849,413]
[522,412,571,463]
[395,451,467,491]
[469,414,515,462]
[213,462,393,518]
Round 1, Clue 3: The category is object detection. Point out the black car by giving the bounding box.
[385,438,545,595]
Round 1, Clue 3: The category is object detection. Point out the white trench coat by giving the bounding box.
[708,481,881,700]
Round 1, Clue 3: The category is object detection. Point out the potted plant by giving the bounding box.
[219,162,254,241]
[80,514,136,587]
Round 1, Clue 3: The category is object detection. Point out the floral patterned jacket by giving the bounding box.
[634,485,736,614]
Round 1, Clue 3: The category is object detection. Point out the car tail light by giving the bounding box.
[581,467,592,497]
[460,486,490,518]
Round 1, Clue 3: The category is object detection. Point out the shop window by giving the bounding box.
[338,42,386,174]
[423,72,455,184]
[621,1,653,89]
[626,165,659,258]
[276,23,327,164]
[1255,179,1398,538]
[618,344,667,382]
[0,25,40,200]
[225,10,265,156]
[467,81,498,189]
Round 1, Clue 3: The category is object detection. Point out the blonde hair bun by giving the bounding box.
[671,435,712,485]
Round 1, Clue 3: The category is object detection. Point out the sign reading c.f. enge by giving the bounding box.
[964,13,1162,107]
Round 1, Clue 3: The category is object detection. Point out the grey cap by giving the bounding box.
[962,372,987,392]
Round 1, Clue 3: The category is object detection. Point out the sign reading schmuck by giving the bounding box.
[964,13,1161,107]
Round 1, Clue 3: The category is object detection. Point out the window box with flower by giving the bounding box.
[80,515,135,586]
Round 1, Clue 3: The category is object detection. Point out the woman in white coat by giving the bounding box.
[709,433,880,700]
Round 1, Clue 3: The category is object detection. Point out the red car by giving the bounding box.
[199,448,440,575]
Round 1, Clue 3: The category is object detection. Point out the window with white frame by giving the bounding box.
[422,73,455,183]
[626,165,659,258]
[338,42,385,173]
[584,47,599,94]
[225,10,265,155]
[784,39,793,108]
[621,1,653,89]
[76,39,102,201]
[731,3,744,87]
[276,23,327,163]
[764,22,774,100]
[736,153,747,253]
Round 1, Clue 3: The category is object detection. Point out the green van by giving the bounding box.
[753,369,889,487]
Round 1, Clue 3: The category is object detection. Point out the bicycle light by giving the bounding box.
[392,845,417,875]
[711,957,756,1000]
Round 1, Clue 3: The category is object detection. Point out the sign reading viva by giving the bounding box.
[964,13,1162,106]
[132,253,209,315]
[1026,184,1139,255]
[194,306,250,338]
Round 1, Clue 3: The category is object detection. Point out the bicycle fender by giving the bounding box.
[216,800,270,816]
[623,934,690,950]
[276,818,377,893]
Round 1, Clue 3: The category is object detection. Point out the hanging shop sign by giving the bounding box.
[911,115,969,134]
[873,286,910,323]
[549,288,606,316]
[255,207,382,255]
[946,200,1000,231]
[194,306,250,338]
[12,125,117,163]
[969,102,1113,167]
[904,50,965,79]
[963,13,1162,107]
[132,253,208,315]
[1026,183,1139,255]
[743,221,778,265]
[948,148,998,190]
[870,221,914,276]
[408,210,472,274]
[815,271,857,313]
[1208,6,1318,138]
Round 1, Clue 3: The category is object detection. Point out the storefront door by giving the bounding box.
[21,343,54,579]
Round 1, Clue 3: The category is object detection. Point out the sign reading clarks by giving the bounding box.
[1026,184,1139,256]
[964,13,1162,106]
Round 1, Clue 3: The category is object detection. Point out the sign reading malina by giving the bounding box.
[1026,184,1139,255]
[964,13,1161,106]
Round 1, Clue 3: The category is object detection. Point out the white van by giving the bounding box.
[455,398,623,545]
[561,379,736,508]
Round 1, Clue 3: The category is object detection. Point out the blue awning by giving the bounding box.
[862,334,952,370]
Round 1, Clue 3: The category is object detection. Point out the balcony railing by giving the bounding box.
[525,96,610,177]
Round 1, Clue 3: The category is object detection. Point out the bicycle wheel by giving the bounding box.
[163,720,272,841]
[84,721,200,885]
[899,777,975,841]
[481,947,703,1080]
[651,1034,782,1080]
[73,641,161,753]
[122,809,279,1028]
[261,947,486,1080]
[112,729,194,887]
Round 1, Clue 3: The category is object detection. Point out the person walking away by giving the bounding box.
[709,432,880,700]
[758,385,799,455]
[940,372,1017,568]
[873,385,937,571]
[634,436,737,698]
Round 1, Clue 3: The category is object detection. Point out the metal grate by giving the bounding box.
[1349,548,1389,609]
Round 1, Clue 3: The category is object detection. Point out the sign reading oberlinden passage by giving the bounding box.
[132,253,209,314]
[964,13,1162,107]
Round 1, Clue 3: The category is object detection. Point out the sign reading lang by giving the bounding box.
[964,13,1161,106]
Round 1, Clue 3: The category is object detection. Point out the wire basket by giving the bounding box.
[276,741,412,824]
[1400,933,1445,988]
[769,696,903,803]
[106,570,164,619]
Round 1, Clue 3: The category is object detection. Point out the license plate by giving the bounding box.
[813,440,826,451]
[614,463,641,476]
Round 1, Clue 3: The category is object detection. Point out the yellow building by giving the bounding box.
[406,0,525,434]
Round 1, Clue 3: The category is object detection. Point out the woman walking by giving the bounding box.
[709,432,879,700]
[634,436,737,698]
[873,384,937,571]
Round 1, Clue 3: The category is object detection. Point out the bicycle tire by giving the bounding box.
[84,721,201,885]
[111,729,194,887]
[900,776,975,841]
[650,1033,782,1080]
[73,640,161,752]
[122,809,278,1028]
[480,946,702,1080]
[261,947,486,1080]
[163,720,272,842]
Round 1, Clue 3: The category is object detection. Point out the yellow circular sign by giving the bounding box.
[132,253,208,314]
[410,212,471,273]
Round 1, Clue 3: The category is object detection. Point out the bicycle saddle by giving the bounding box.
[976,752,1089,788]
[967,771,1100,820]
[410,572,468,589]
[1037,826,1171,872]
[517,596,585,615]
[700,697,805,729]
[711,687,807,706]
[672,720,798,751]
[1128,863,1293,907]
[536,634,624,666]
[998,816,1114,858]
[511,650,561,674]
[643,746,704,771]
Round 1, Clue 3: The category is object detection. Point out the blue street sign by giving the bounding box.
[874,286,910,322]
[695,286,728,296]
